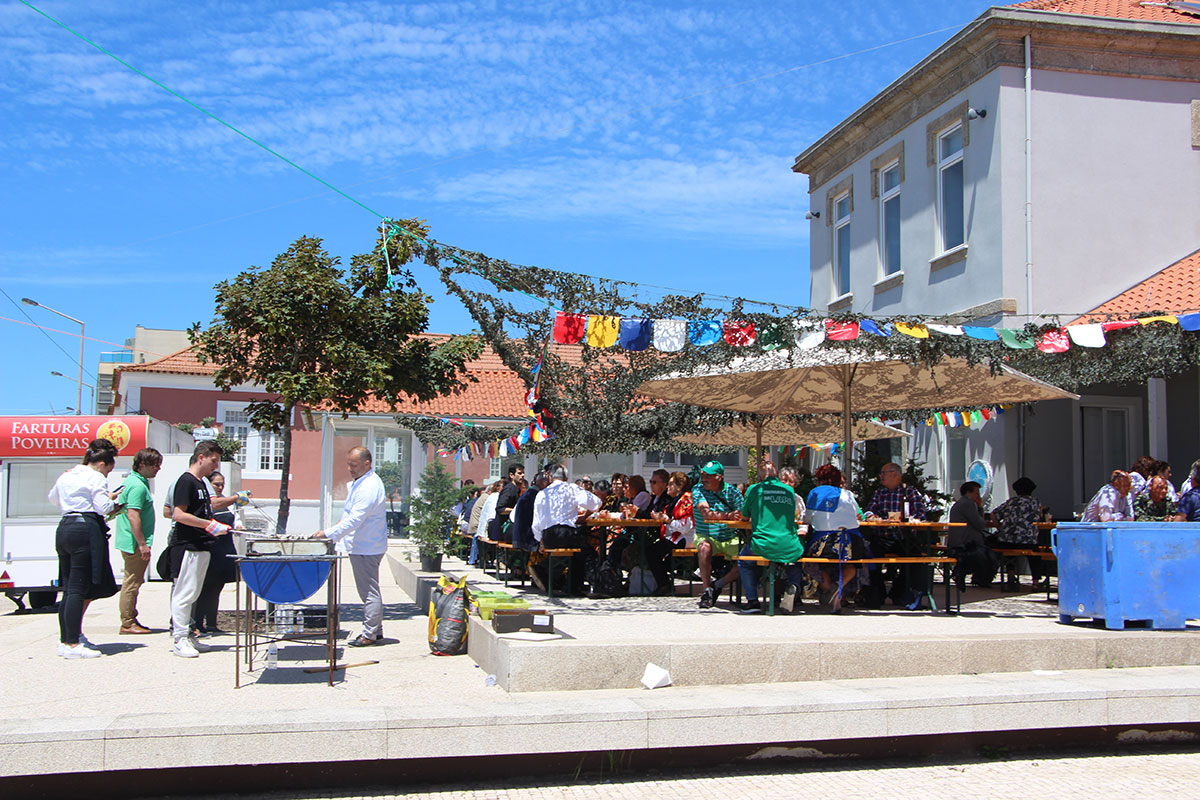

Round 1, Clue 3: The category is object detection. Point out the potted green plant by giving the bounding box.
[408,461,460,572]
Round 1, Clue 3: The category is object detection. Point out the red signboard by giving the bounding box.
[0,416,150,458]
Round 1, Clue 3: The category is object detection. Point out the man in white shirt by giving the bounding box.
[532,464,601,595]
[313,446,387,647]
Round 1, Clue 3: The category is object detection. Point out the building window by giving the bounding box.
[833,193,851,296]
[879,162,901,275]
[218,401,283,475]
[937,124,965,252]
[488,457,501,482]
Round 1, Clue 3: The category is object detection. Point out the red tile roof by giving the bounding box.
[1075,247,1200,322]
[114,336,584,420]
[1008,0,1200,24]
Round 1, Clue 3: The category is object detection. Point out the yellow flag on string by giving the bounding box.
[586,315,619,347]
[894,322,929,338]
[1138,315,1178,325]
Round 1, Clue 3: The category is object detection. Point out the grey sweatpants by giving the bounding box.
[349,553,384,639]
[171,550,211,640]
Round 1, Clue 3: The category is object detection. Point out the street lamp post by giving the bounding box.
[50,371,94,414]
[23,298,85,415]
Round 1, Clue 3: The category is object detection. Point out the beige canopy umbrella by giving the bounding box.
[639,347,1078,482]
[677,416,909,474]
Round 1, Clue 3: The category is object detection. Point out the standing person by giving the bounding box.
[693,461,744,609]
[167,441,233,658]
[312,446,387,647]
[191,470,242,636]
[737,462,806,614]
[114,447,162,635]
[531,464,601,595]
[49,439,122,658]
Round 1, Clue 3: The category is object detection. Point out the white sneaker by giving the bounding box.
[172,638,199,658]
[60,642,102,659]
[188,634,212,653]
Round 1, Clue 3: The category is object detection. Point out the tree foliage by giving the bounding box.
[191,224,482,534]
[408,461,460,557]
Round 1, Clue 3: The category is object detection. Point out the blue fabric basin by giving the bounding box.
[241,559,331,604]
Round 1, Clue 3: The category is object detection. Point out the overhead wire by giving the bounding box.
[0,285,97,381]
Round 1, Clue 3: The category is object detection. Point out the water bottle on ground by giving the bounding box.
[266,642,278,669]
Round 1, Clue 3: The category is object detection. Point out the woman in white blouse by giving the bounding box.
[48,439,122,658]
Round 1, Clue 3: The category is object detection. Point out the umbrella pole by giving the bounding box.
[756,419,764,481]
[842,365,853,484]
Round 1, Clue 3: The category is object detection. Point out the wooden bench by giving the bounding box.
[669,547,699,596]
[993,548,1057,598]
[540,547,583,598]
[495,541,529,589]
[733,555,959,615]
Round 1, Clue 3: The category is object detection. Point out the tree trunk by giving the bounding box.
[276,404,294,535]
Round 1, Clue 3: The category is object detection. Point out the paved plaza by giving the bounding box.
[169,750,1200,799]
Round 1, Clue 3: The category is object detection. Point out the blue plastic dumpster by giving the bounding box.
[1054,521,1200,630]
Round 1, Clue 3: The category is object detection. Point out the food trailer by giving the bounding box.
[0,415,214,610]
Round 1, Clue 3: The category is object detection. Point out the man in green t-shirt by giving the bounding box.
[737,462,806,614]
[115,448,162,634]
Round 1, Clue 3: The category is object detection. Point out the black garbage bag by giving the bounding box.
[428,575,469,656]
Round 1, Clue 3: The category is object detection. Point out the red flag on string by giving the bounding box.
[825,320,861,341]
[1101,319,1138,332]
[553,312,587,344]
[723,320,756,347]
[1036,328,1070,353]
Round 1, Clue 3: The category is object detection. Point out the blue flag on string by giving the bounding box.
[618,318,652,351]
[1177,313,1200,332]
[860,319,891,337]
[688,320,722,346]
[963,326,1000,341]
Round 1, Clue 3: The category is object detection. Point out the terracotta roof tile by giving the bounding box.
[1007,0,1200,24]
[115,336,585,421]
[1075,247,1200,322]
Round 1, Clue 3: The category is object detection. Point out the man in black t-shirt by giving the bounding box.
[168,441,232,658]
[492,464,524,542]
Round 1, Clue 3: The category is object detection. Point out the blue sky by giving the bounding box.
[1,0,997,415]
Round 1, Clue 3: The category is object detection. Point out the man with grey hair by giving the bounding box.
[532,464,601,595]
[313,446,387,647]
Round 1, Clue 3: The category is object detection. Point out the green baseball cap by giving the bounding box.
[699,460,724,475]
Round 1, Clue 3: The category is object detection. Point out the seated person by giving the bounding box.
[947,481,998,590]
[531,465,601,595]
[737,462,806,614]
[803,464,868,613]
[990,476,1045,588]
[693,461,744,609]
[1081,470,1134,522]
[864,461,928,605]
[1135,475,1177,521]
[623,475,653,516]
[1174,459,1200,521]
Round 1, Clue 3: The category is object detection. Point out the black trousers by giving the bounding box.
[55,514,116,644]
[542,525,594,593]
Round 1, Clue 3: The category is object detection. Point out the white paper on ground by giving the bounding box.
[641,662,672,689]
[496,632,563,641]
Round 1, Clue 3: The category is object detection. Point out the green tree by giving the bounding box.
[191,225,481,534]
[408,461,460,557]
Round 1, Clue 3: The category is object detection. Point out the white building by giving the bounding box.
[793,0,1200,513]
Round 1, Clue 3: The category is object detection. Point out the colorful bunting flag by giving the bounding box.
[997,329,1034,349]
[688,319,722,347]
[585,315,619,347]
[652,319,687,351]
[894,322,929,339]
[1138,315,1179,326]
[552,312,586,344]
[723,320,756,347]
[859,319,891,337]
[927,324,964,336]
[795,321,825,349]
[962,326,999,341]
[825,320,860,341]
[1101,319,1138,332]
[618,318,652,351]
[1036,328,1070,353]
[1067,324,1106,348]
[758,323,787,351]
[1177,313,1200,332]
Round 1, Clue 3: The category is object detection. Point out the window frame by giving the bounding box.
[216,400,285,479]
[878,160,902,277]
[936,123,965,254]
[832,191,852,298]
